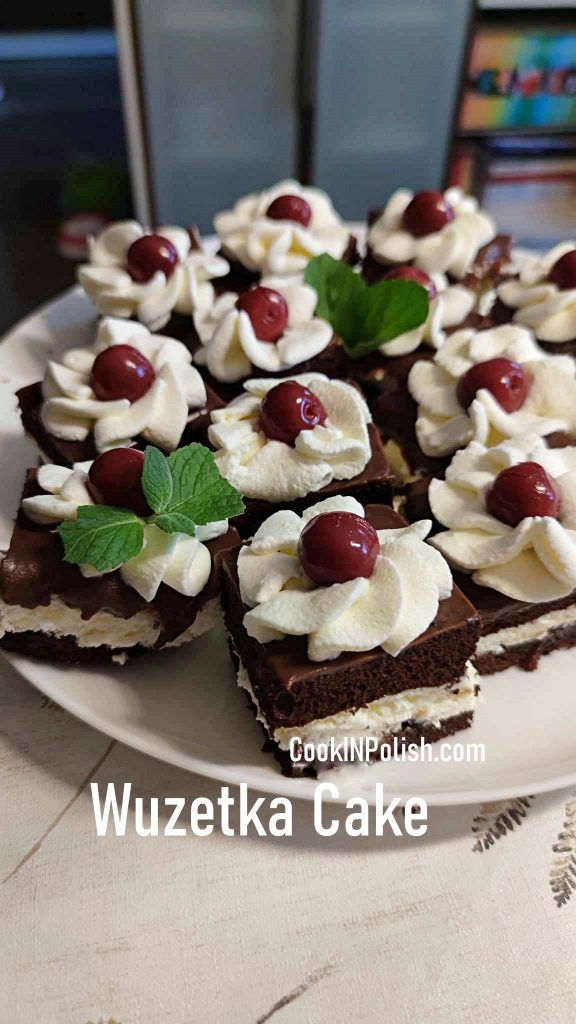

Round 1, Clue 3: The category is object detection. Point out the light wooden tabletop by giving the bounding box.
[2,653,576,1024]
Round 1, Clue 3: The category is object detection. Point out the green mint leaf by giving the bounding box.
[142,445,173,513]
[304,254,429,359]
[154,512,197,537]
[304,253,363,323]
[58,505,144,572]
[342,279,430,359]
[165,443,244,525]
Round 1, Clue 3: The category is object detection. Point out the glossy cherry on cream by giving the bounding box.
[126,234,179,283]
[259,381,327,446]
[90,345,156,403]
[236,286,289,343]
[298,511,379,585]
[486,462,561,528]
[382,264,438,300]
[402,190,455,238]
[548,249,576,291]
[88,448,152,518]
[266,194,312,227]
[456,358,529,413]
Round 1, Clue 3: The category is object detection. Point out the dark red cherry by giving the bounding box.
[88,448,152,517]
[382,264,438,300]
[236,286,289,343]
[298,511,379,585]
[126,234,179,283]
[402,190,455,238]
[456,358,529,413]
[259,381,327,446]
[486,462,561,527]
[266,194,312,227]
[90,345,156,403]
[548,249,576,290]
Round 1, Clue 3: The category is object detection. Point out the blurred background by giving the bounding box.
[2,0,576,332]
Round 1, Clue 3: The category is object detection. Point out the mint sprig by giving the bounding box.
[57,444,244,572]
[59,506,144,572]
[304,254,429,358]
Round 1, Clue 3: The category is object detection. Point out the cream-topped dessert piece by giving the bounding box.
[408,324,576,458]
[368,187,495,280]
[208,374,372,502]
[237,495,453,661]
[498,242,576,344]
[214,179,350,276]
[41,318,208,453]
[22,462,229,603]
[194,277,333,382]
[78,220,229,331]
[429,435,576,602]
[382,272,476,356]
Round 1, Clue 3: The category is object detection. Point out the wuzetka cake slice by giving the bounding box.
[221,496,480,777]
[77,220,230,340]
[193,278,347,400]
[18,317,224,467]
[0,444,243,664]
[208,373,394,537]
[213,179,357,292]
[428,435,576,673]
[364,186,511,292]
[373,323,576,483]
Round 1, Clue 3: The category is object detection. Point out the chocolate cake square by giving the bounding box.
[234,423,394,538]
[0,470,241,664]
[221,503,480,776]
[17,380,224,468]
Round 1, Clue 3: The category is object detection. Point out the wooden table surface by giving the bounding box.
[3,651,576,1024]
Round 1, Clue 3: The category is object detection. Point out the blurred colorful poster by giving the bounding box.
[461,24,576,131]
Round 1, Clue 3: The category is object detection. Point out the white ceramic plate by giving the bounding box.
[3,276,576,807]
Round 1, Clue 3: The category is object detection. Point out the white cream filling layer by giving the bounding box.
[477,605,576,656]
[0,595,220,650]
[236,654,478,751]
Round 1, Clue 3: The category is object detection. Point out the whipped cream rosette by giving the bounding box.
[368,187,495,281]
[194,276,333,382]
[214,179,350,276]
[208,374,372,502]
[22,462,229,603]
[41,317,208,453]
[497,242,576,345]
[237,495,453,661]
[382,271,476,357]
[408,324,576,459]
[78,220,229,332]
[429,435,576,602]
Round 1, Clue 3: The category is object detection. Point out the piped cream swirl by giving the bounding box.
[41,317,208,453]
[214,180,350,276]
[238,495,453,661]
[194,277,333,382]
[408,324,576,458]
[368,187,495,281]
[497,241,576,344]
[208,374,372,502]
[78,220,229,331]
[429,435,576,602]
